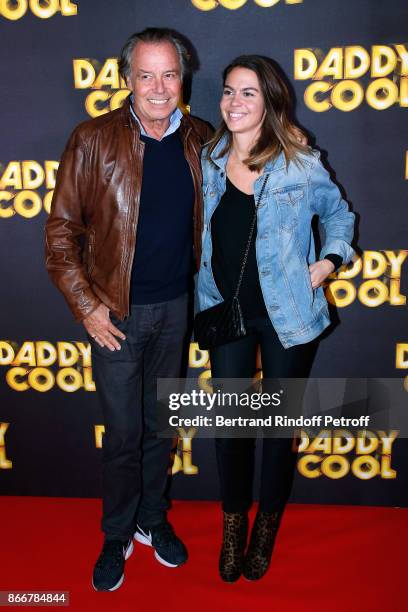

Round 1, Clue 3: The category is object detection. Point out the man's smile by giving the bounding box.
[148,99,170,105]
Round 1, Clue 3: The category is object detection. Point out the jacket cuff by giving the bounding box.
[320,239,355,265]
[72,289,102,322]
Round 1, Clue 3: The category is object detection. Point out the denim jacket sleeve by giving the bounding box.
[308,150,356,265]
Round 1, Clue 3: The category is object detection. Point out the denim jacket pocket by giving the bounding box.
[275,187,304,205]
[275,187,304,231]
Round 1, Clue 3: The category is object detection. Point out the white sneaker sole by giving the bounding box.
[92,540,134,591]
[134,530,180,568]
[124,540,134,561]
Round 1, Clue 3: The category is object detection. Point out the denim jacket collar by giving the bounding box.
[208,133,287,175]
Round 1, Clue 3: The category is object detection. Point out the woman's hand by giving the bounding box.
[308,259,335,289]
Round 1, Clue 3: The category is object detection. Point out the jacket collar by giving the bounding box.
[209,132,286,174]
[122,94,137,130]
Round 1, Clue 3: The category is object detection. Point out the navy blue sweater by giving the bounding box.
[130,131,195,304]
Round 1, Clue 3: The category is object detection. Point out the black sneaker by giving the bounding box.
[92,539,133,591]
[134,521,188,567]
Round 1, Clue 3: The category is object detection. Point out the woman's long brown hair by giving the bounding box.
[207,55,309,172]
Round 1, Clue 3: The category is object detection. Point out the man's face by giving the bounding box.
[126,41,182,126]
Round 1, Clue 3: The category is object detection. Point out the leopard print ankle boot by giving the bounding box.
[243,510,282,581]
[219,512,249,582]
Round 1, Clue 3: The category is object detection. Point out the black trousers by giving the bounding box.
[90,293,188,540]
[210,316,318,514]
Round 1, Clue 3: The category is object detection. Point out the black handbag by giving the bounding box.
[194,173,269,350]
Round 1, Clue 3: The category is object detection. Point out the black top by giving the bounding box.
[130,130,195,304]
[211,177,268,319]
[211,177,343,319]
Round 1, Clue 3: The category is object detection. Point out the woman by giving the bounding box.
[197,56,355,582]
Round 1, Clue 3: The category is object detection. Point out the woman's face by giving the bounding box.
[220,67,265,136]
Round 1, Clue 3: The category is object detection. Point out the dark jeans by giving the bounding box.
[210,316,319,514]
[90,293,188,540]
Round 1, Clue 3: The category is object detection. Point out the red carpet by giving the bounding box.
[1,498,404,612]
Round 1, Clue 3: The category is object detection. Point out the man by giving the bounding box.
[45,28,212,591]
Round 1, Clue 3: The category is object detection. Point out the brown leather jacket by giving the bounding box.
[45,97,213,321]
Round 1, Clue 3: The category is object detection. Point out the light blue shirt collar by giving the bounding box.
[129,95,183,139]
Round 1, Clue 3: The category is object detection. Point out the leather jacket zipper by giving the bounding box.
[183,126,202,269]
[88,229,95,276]
[120,130,144,317]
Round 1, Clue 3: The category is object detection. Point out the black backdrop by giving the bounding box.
[1,0,407,506]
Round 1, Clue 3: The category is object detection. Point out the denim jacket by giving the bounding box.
[197,136,355,348]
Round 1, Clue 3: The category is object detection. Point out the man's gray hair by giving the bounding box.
[118,28,190,82]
